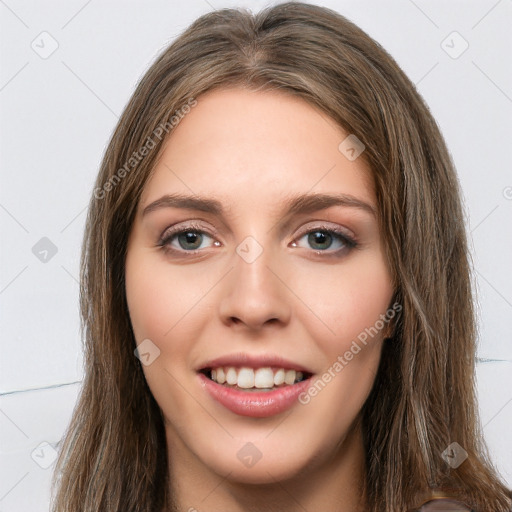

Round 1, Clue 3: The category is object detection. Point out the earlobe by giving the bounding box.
[415,497,472,511]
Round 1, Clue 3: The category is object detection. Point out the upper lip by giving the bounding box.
[197,352,314,374]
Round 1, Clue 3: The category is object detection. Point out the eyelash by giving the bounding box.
[157,222,358,258]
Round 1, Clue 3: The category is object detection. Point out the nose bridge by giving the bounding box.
[218,235,291,329]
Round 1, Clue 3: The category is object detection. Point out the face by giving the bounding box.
[125,87,394,486]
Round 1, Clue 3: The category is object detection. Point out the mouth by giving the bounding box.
[197,360,315,418]
[199,366,313,392]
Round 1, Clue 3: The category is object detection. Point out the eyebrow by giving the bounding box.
[141,192,376,218]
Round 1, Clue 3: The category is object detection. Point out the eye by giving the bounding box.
[157,222,358,257]
[158,223,218,254]
[291,226,357,254]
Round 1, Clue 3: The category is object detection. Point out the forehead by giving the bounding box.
[141,87,375,213]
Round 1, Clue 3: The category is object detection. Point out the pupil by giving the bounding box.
[308,231,331,250]
[179,232,202,250]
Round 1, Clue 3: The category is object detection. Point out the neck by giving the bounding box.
[165,419,367,512]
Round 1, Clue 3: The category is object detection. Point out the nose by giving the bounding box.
[218,244,292,331]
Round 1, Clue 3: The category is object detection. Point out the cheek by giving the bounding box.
[290,252,393,354]
[124,250,206,411]
[125,249,208,345]
[125,257,168,343]
[292,253,393,440]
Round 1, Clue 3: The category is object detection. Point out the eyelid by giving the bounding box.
[159,221,216,242]
[293,220,356,241]
[159,219,355,241]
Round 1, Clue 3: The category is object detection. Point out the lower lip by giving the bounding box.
[198,373,313,418]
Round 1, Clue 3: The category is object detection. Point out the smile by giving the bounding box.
[204,366,310,390]
[198,367,314,418]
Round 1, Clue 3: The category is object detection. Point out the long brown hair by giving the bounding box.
[50,3,512,511]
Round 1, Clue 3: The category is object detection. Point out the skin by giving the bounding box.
[125,87,394,512]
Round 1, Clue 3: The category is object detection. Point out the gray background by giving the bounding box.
[1,0,511,510]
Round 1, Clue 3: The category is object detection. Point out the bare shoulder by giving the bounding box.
[418,498,471,511]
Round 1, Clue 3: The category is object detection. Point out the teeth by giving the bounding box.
[225,367,237,385]
[284,369,296,385]
[237,368,254,389]
[254,368,274,388]
[273,368,285,386]
[207,366,308,388]
[216,367,226,384]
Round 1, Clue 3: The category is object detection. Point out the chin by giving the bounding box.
[210,455,310,485]
[193,434,318,485]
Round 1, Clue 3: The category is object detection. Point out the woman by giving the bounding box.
[50,3,512,511]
